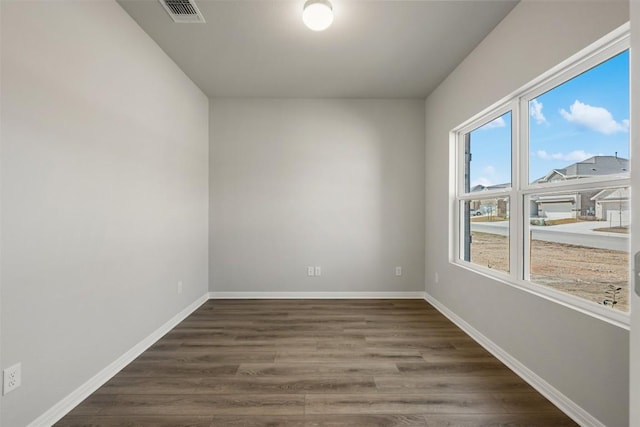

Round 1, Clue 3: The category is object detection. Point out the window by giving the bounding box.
[459,112,512,274]
[453,29,630,321]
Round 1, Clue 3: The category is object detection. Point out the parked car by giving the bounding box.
[470,209,482,216]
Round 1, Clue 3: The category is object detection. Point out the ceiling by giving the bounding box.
[117,0,518,98]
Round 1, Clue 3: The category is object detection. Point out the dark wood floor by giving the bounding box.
[56,299,577,426]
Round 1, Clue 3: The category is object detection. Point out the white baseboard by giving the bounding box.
[28,294,209,427]
[424,292,605,427]
[209,291,426,299]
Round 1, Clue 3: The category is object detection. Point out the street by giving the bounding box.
[470,221,629,252]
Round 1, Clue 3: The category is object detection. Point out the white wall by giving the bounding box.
[424,2,629,426]
[0,1,209,425]
[210,99,425,294]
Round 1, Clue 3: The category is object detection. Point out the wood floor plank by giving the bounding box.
[58,413,577,427]
[419,352,501,364]
[118,361,239,377]
[302,415,428,427]
[354,321,460,330]
[374,374,532,394]
[56,299,577,426]
[304,393,504,415]
[170,340,319,351]
[210,416,307,427]
[135,350,277,363]
[419,345,491,357]
[196,376,377,394]
[97,394,305,416]
[93,376,202,395]
[493,391,574,414]
[346,328,469,338]
[396,361,510,376]
[423,413,579,426]
[54,416,213,427]
[237,362,400,376]
[211,414,427,427]
[274,349,425,363]
[234,333,366,341]
[60,394,116,417]
[365,337,478,350]
[364,342,458,353]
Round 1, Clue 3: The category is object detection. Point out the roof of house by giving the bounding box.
[470,183,510,192]
[535,156,629,183]
[470,156,628,192]
[591,187,630,202]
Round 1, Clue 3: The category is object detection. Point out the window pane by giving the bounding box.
[529,51,629,184]
[528,187,629,311]
[464,111,511,193]
[461,198,510,273]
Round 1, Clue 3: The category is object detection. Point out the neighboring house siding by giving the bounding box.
[592,187,630,225]
[528,156,629,220]
[539,201,575,219]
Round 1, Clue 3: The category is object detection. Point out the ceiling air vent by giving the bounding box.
[159,0,205,23]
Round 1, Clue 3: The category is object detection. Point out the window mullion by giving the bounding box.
[518,97,530,282]
[511,98,522,280]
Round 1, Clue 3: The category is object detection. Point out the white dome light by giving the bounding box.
[302,0,333,31]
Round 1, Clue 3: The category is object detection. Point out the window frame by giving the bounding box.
[456,105,516,277]
[450,25,631,328]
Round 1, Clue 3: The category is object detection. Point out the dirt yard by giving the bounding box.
[470,232,629,312]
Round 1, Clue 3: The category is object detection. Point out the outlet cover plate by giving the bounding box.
[3,363,21,395]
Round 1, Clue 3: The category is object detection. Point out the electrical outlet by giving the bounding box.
[395,266,402,276]
[177,281,183,294]
[3,363,21,395]
[307,266,315,277]
[434,272,439,283]
[315,266,322,276]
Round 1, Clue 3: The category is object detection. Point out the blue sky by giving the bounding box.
[468,50,629,188]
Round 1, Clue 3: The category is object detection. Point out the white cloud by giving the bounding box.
[482,165,496,176]
[536,149,601,162]
[479,116,505,130]
[559,100,628,134]
[471,165,503,187]
[471,177,493,187]
[530,99,547,124]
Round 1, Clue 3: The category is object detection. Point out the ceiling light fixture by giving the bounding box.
[302,0,333,31]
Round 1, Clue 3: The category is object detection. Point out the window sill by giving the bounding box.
[450,259,630,330]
